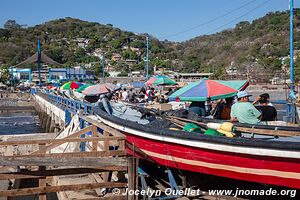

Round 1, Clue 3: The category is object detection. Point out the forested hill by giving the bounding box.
[0,17,166,72]
[0,9,300,81]
[172,9,300,80]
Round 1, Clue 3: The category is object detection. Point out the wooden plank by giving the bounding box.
[31,126,93,155]
[81,196,127,200]
[135,158,139,198]
[80,116,125,138]
[38,143,47,200]
[168,116,300,137]
[0,182,127,197]
[0,167,128,180]
[127,157,134,200]
[9,150,126,158]
[0,106,35,111]
[1,133,57,141]
[92,125,98,152]
[88,173,103,196]
[103,131,109,151]
[102,131,110,185]
[0,157,128,167]
[235,126,300,137]
[39,167,46,200]
[119,140,125,151]
[0,136,125,146]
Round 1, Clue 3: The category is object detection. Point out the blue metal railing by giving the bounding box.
[44,92,94,115]
[270,100,290,121]
[41,92,295,123]
[37,92,99,152]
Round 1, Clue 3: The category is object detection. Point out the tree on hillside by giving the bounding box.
[0,29,11,42]
[4,20,21,29]
[0,65,9,84]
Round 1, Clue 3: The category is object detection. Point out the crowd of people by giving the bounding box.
[113,87,176,104]
[85,83,278,125]
[101,85,278,125]
[187,91,278,125]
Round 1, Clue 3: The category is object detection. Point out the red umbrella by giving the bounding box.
[46,85,54,90]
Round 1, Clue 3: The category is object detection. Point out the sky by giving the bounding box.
[0,0,299,42]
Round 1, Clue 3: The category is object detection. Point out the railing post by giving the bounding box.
[65,109,71,125]
[84,104,88,114]
[79,118,86,152]
[74,101,77,112]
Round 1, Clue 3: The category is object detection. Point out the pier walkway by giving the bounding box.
[0,92,138,200]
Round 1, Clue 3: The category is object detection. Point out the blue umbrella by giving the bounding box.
[129,81,145,88]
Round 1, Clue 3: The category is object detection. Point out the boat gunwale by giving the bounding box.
[93,107,300,151]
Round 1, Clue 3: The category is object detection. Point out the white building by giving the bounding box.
[48,67,95,81]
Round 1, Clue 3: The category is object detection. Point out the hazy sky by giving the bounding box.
[0,0,299,42]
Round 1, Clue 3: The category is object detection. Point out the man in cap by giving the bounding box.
[230,91,261,124]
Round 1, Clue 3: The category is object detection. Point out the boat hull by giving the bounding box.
[125,133,300,189]
[93,107,300,189]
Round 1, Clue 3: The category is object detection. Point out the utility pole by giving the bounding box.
[289,0,294,97]
[289,0,296,123]
[146,36,149,81]
[37,39,42,87]
[101,53,105,82]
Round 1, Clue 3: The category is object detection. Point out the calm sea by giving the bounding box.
[0,111,42,135]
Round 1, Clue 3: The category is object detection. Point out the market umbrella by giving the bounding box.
[46,85,55,90]
[169,79,249,102]
[60,81,83,90]
[0,82,7,88]
[145,75,177,86]
[76,84,93,93]
[82,83,116,96]
[129,81,145,88]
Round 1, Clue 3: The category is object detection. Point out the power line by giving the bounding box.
[161,0,259,39]
[204,0,271,35]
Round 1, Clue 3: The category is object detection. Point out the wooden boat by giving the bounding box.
[93,104,300,189]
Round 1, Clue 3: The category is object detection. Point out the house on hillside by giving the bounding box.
[111,53,122,61]
[108,71,121,77]
[93,48,103,57]
[122,46,140,52]
[226,66,238,76]
[76,38,90,48]
[174,72,213,82]
[125,59,137,65]
[129,71,143,77]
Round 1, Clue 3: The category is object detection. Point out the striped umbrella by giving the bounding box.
[82,83,116,96]
[60,81,83,90]
[76,84,93,93]
[145,75,177,86]
[169,79,249,102]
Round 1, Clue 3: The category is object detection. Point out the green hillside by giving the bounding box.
[1,9,300,82]
[171,9,300,82]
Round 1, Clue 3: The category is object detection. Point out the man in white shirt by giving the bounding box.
[121,88,128,101]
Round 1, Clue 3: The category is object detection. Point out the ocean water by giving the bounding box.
[0,111,42,135]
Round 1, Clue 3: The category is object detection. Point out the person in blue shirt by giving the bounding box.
[189,101,206,116]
